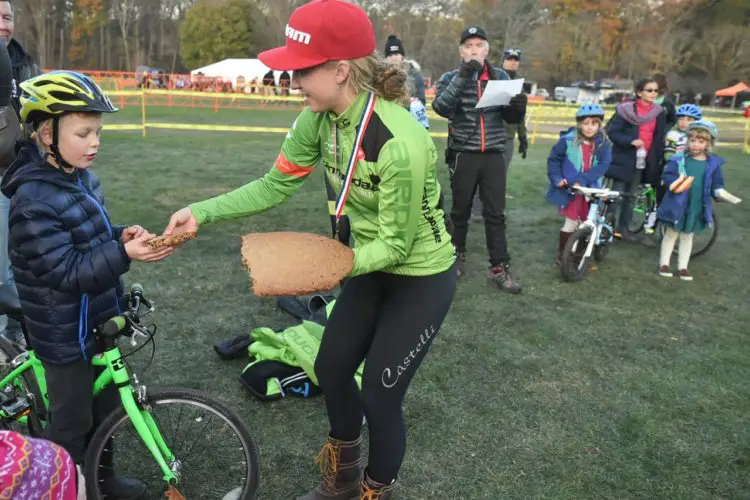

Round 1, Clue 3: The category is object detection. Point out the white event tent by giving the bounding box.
[190,58,293,89]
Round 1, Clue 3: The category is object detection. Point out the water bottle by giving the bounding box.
[409,97,430,129]
[636,146,647,170]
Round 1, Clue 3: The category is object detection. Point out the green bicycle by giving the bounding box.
[0,283,259,500]
[628,183,718,258]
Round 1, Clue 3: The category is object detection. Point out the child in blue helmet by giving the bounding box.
[643,103,703,234]
[664,104,702,161]
[657,120,741,280]
[546,103,612,265]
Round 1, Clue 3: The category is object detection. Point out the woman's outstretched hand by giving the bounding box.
[163,207,199,238]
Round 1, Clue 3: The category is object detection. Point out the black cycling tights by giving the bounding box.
[314,265,456,484]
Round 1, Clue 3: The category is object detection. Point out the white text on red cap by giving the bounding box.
[286,24,311,45]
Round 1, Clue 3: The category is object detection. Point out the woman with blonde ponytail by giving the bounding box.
[163,1,456,499]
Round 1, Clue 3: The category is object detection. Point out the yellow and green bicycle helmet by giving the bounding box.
[19,70,118,126]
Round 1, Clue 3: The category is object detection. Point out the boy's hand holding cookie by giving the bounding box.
[125,234,173,262]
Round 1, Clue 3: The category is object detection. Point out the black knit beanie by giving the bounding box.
[384,35,405,57]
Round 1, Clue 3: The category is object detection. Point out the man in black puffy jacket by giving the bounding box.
[432,25,527,293]
[0,0,40,346]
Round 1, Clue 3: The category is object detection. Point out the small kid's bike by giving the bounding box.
[628,182,718,258]
[560,186,621,282]
[0,283,259,499]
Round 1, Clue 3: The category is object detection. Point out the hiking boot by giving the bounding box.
[679,269,693,281]
[456,252,466,278]
[659,265,673,278]
[357,471,396,500]
[488,264,522,294]
[297,436,362,500]
[100,475,148,500]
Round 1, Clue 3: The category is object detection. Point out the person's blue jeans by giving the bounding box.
[0,187,22,340]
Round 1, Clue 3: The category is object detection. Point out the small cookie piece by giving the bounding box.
[147,231,197,249]
[240,232,354,297]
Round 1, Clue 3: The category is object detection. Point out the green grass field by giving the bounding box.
[98,106,750,499]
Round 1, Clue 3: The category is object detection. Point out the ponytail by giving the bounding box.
[346,52,411,106]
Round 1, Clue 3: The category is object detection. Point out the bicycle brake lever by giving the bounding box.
[130,325,150,347]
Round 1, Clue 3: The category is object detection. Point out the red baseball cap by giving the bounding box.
[258,0,376,71]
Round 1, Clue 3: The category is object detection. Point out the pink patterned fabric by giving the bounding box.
[0,430,77,499]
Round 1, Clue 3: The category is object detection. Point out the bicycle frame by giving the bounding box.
[96,348,181,485]
[0,350,48,408]
[577,200,604,259]
[0,346,181,486]
[632,184,656,217]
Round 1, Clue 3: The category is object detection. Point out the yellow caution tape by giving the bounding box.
[102,122,744,150]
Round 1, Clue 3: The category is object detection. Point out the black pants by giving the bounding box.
[315,265,456,484]
[42,359,120,464]
[607,175,641,232]
[449,151,509,266]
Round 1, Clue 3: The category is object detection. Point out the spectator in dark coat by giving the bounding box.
[605,77,668,242]
[432,25,527,293]
[383,35,426,105]
[0,0,41,346]
[653,73,677,130]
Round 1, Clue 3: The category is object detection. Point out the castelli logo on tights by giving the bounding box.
[381,325,436,389]
[286,24,311,45]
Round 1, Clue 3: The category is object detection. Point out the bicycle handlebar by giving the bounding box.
[97,284,154,340]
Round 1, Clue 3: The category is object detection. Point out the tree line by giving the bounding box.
[12,0,749,93]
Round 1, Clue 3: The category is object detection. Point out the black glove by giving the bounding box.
[519,137,528,160]
[459,59,484,78]
[508,93,527,114]
[0,39,11,108]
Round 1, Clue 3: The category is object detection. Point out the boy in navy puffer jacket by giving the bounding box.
[0,71,172,495]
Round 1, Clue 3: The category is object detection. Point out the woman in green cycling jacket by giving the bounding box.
[164,1,456,498]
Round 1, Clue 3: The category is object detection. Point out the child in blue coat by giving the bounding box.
[0,71,172,495]
[657,120,741,280]
[546,104,612,265]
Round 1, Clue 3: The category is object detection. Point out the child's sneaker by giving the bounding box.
[659,265,673,278]
[644,210,657,234]
[679,269,693,281]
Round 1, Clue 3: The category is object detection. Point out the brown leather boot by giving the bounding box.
[297,436,362,500]
[358,471,397,500]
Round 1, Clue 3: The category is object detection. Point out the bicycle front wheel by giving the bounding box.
[84,388,259,500]
[560,226,593,282]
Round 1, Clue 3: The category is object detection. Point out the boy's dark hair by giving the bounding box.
[652,73,669,92]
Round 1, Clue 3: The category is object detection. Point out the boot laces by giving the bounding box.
[361,482,382,500]
[361,479,392,499]
[315,441,339,488]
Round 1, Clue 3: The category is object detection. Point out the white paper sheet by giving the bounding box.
[475,78,525,108]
